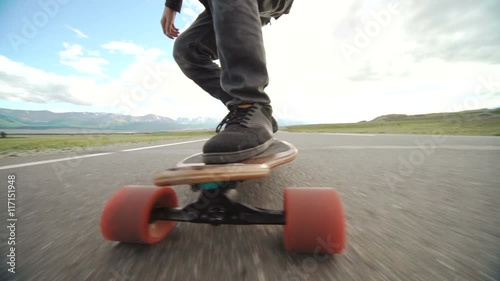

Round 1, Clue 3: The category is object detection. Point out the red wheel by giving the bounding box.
[284,188,345,254]
[100,185,178,244]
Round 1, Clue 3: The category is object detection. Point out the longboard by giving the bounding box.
[100,137,346,254]
[154,138,298,186]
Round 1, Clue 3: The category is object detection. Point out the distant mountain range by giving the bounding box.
[0,108,302,132]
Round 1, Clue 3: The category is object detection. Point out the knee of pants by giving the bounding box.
[172,35,192,69]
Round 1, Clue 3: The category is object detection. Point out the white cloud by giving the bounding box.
[59,42,109,77]
[184,0,204,14]
[101,41,144,55]
[60,42,83,59]
[101,41,165,61]
[182,7,198,19]
[0,56,88,105]
[87,50,100,57]
[65,25,89,39]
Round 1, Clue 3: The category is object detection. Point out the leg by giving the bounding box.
[206,0,271,106]
[173,10,232,105]
[201,0,276,163]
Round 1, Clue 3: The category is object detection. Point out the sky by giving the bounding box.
[0,0,499,124]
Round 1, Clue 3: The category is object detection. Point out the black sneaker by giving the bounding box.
[271,116,279,133]
[203,104,275,164]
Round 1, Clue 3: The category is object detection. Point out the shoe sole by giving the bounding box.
[202,138,275,164]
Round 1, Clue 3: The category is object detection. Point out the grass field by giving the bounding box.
[1,109,499,156]
[0,131,213,154]
[285,108,500,136]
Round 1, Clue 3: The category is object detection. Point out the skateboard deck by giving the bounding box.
[154,138,298,186]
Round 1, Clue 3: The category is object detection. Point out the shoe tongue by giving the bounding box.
[233,107,251,120]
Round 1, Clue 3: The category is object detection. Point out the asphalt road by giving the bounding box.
[1,132,499,281]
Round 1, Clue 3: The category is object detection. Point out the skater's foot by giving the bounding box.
[271,115,279,133]
[203,103,275,164]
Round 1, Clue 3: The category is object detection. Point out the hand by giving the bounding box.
[161,7,179,39]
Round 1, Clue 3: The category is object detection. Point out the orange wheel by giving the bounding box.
[100,185,178,244]
[284,188,345,254]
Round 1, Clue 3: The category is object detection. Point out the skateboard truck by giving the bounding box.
[151,182,285,226]
[190,180,238,192]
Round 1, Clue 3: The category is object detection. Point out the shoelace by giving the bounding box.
[215,106,256,133]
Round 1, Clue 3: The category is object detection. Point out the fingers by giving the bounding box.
[165,28,174,39]
[161,19,179,39]
[166,25,179,39]
[169,25,180,38]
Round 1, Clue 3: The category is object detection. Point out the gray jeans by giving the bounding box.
[173,0,273,107]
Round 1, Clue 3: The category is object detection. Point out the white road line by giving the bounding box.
[322,133,377,136]
[314,145,500,150]
[281,132,376,136]
[0,138,209,170]
[120,139,208,152]
[0,153,114,170]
